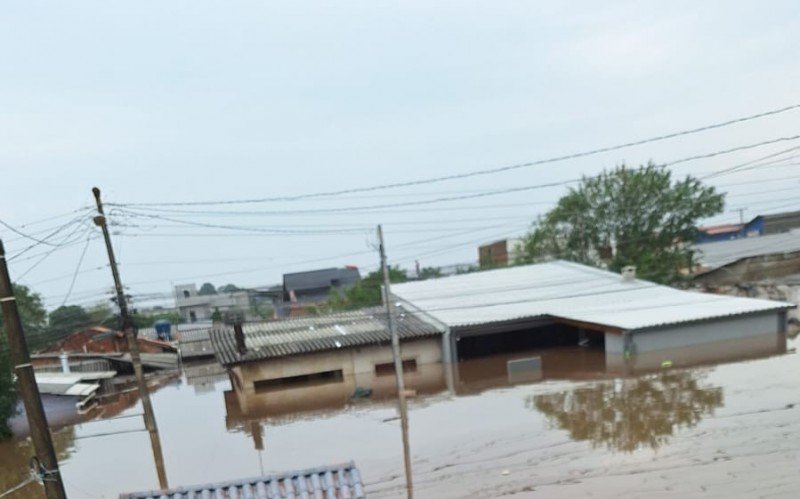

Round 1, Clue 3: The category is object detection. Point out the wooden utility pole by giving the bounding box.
[91,187,168,489]
[0,240,68,499]
[377,225,413,499]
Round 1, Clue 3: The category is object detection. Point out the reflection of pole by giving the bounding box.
[0,240,68,499]
[377,225,413,499]
[91,187,168,489]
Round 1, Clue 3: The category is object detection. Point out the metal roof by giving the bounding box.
[210,307,440,366]
[695,229,800,271]
[119,461,365,499]
[391,260,791,332]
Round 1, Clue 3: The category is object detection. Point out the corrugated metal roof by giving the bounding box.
[695,229,800,271]
[391,260,791,331]
[211,307,440,366]
[119,461,365,499]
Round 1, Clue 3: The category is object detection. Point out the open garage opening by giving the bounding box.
[455,321,605,360]
[455,322,606,381]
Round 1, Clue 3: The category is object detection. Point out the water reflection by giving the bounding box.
[530,370,724,452]
[0,426,75,497]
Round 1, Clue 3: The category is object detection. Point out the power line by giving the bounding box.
[108,102,800,207]
[60,235,93,307]
[110,135,800,219]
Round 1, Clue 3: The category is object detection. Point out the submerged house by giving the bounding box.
[210,307,441,409]
[391,260,792,370]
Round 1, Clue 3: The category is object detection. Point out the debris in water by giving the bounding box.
[661,360,673,368]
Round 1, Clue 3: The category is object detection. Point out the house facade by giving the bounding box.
[174,284,252,323]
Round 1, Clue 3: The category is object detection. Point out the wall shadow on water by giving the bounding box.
[528,370,724,452]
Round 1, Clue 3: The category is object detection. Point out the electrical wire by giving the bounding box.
[108,135,800,220]
[61,235,93,307]
[108,102,800,207]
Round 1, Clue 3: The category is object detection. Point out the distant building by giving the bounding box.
[693,230,800,321]
[283,267,361,303]
[478,238,523,268]
[174,284,252,323]
[746,210,800,236]
[696,223,745,244]
[697,210,800,244]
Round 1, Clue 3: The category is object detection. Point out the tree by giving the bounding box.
[47,305,91,343]
[218,284,240,293]
[517,163,724,284]
[327,267,407,311]
[418,267,442,280]
[210,308,223,322]
[198,282,217,296]
[86,302,118,328]
[0,284,47,439]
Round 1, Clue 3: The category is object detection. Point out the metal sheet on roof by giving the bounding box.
[695,229,800,271]
[119,461,365,499]
[391,260,791,331]
[210,307,440,366]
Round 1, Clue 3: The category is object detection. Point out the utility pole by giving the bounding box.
[737,208,746,225]
[91,187,168,489]
[377,225,413,499]
[0,240,68,499]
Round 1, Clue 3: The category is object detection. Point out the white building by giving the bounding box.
[174,284,252,323]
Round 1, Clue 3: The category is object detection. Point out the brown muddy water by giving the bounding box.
[1,337,798,498]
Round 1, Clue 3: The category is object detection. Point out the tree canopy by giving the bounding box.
[327,267,407,311]
[0,284,48,439]
[47,305,91,343]
[198,282,217,295]
[516,163,724,284]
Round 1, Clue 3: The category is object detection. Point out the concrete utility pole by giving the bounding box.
[0,240,68,499]
[91,187,168,489]
[377,225,413,499]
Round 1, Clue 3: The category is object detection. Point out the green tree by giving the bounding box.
[218,284,240,293]
[47,305,91,343]
[517,163,724,284]
[86,302,118,328]
[418,267,442,280]
[198,282,217,296]
[328,267,407,311]
[0,284,48,439]
[210,308,223,322]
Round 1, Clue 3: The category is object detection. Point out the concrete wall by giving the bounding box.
[608,310,783,356]
[233,337,443,396]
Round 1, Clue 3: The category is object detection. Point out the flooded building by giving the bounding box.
[120,461,365,499]
[391,260,792,371]
[210,307,441,411]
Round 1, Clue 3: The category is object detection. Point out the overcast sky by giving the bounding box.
[1,1,799,311]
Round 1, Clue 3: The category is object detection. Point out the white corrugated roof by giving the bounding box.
[391,260,790,331]
[695,229,800,271]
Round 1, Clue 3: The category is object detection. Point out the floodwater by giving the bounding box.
[0,336,798,498]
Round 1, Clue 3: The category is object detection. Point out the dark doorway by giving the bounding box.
[456,322,603,360]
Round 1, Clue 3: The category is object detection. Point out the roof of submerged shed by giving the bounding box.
[391,260,791,331]
[119,461,365,499]
[210,306,440,366]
